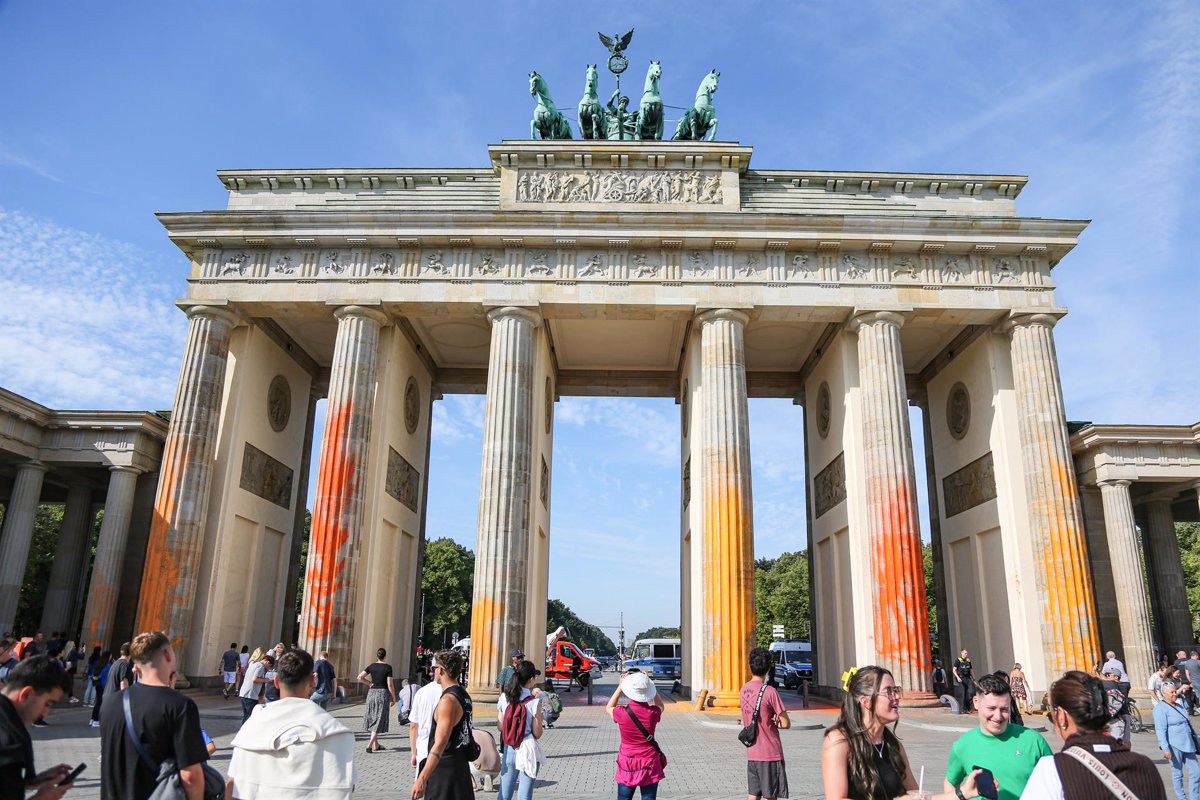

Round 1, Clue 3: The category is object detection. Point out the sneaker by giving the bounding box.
[88,720,100,727]
[222,689,229,699]
[69,697,80,704]
[33,720,48,727]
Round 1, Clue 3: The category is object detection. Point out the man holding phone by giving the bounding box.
[944,673,1051,800]
[0,655,76,799]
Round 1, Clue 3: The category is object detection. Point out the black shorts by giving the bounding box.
[747,759,789,799]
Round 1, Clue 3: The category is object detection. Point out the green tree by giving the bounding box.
[1178,522,1200,625]
[420,538,475,647]
[546,598,617,656]
[923,543,938,640]
[631,626,680,643]
[754,550,809,647]
[14,504,65,635]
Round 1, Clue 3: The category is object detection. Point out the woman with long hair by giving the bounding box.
[88,650,113,727]
[606,670,666,800]
[358,647,396,753]
[1022,669,1164,799]
[497,660,545,800]
[821,665,984,800]
[82,645,102,706]
[1009,663,1031,715]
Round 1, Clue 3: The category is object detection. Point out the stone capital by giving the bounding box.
[108,465,145,476]
[332,304,390,327]
[695,308,750,328]
[1001,312,1060,337]
[485,306,542,328]
[183,303,242,328]
[15,460,49,476]
[1096,479,1132,490]
[848,309,905,333]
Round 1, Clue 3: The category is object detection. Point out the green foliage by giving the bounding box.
[420,538,475,646]
[754,550,809,647]
[1178,522,1200,624]
[923,543,938,638]
[15,505,65,635]
[294,509,311,613]
[547,598,617,656]
[631,626,681,643]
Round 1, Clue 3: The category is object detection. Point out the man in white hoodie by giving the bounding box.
[227,648,355,799]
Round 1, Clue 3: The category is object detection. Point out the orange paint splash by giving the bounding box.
[302,400,359,642]
[135,448,187,639]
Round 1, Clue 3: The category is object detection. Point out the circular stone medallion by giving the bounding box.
[545,377,553,434]
[267,375,291,432]
[404,376,420,434]
[816,381,832,439]
[947,382,971,440]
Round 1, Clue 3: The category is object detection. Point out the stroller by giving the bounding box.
[470,728,501,792]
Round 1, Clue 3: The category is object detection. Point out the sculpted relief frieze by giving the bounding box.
[201,245,1049,288]
[516,168,723,205]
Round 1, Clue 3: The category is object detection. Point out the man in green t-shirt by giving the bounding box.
[944,672,1052,800]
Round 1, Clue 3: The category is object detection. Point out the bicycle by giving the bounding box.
[1128,698,1148,734]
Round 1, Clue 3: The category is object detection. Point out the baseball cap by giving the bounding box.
[511,649,525,659]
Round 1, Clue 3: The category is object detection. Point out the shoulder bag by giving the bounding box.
[623,705,667,768]
[738,683,767,747]
[1061,746,1139,800]
[122,691,224,800]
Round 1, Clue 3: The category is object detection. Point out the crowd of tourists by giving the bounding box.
[0,628,1193,800]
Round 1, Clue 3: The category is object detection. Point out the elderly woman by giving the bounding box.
[1154,679,1200,800]
[606,670,666,800]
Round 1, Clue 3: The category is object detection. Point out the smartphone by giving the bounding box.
[972,766,998,800]
[59,763,86,786]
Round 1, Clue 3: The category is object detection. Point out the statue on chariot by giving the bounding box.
[527,29,719,142]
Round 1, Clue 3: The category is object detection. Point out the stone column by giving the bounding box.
[697,309,755,707]
[135,305,238,659]
[467,307,541,701]
[1004,313,1099,673]
[298,305,387,675]
[0,461,48,633]
[81,466,143,649]
[1145,498,1192,652]
[41,483,93,635]
[1097,480,1156,689]
[849,311,933,698]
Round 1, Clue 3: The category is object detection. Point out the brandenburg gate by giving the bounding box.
[137,134,1105,705]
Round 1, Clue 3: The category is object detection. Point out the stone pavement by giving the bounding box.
[34,674,1174,799]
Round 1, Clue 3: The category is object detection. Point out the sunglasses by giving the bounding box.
[880,686,904,698]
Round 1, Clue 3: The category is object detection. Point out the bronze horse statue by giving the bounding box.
[577,64,606,140]
[635,60,664,140]
[673,69,719,141]
[530,71,572,140]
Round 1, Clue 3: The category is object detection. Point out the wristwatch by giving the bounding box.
[955,787,968,800]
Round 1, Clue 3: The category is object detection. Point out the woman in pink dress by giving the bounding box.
[606,670,667,800]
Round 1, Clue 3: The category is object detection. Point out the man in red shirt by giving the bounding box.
[740,647,791,800]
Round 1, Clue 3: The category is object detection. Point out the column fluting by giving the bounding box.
[1145,498,1191,652]
[299,305,388,676]
[134,305,238,660]
[1004,313,1099,673]
[467,306,540,700]
[40,483,93,634]
[0,461,49,633]
[697,308,755,707]
[1097,480,1156,688]
[82,466,142,648]
[850,311,932,697]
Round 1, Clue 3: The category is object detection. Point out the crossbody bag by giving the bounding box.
[121,691,224,800]
[1061,747,1139,800]
[738,683,767,747]
[623,705,667,768]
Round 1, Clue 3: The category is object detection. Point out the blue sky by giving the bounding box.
[1,2,1196,645]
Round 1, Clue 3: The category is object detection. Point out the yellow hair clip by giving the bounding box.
[841,666,858,692]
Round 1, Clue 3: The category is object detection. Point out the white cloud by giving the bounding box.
[431,395,486,443]
[0,208,186,409]
[556,396,678,464]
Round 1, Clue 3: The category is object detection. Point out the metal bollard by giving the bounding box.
[801,679,810,709]
[587,677,594,705]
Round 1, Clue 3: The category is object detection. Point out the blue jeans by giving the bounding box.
[617,781,658,800]
[499,743,535,800]
[1169,749,1200,800]
[310,690,332,710]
